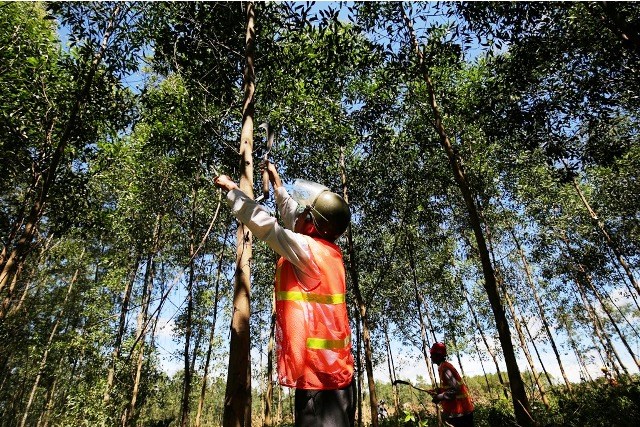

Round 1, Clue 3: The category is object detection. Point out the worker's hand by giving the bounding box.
[431,394,442,404]
[260,160,282,189]
[214,175,239,192]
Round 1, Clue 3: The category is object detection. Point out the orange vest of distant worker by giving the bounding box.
[274,236,353,390]
[438,361,474,415]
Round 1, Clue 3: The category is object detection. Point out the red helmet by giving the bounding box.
[430,342,447,356]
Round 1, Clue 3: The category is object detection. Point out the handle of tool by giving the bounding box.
[262,168,270,201]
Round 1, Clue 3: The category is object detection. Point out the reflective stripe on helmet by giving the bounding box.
[276,290,345,304]
[306,335,351,350]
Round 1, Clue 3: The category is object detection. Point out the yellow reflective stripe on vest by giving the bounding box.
[276,291,345,304]
[306,335,351,350]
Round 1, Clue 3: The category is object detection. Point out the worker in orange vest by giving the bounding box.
[215,161,354,427]
[429,342,475,427]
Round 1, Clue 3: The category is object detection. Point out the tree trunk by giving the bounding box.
[38,373,57,427]
[565,160,639,296]
[574,273,628,376]
[407,247,438,388]
[353,299,363,427]
[262,298,276,427]
[181,183,200,427]
[471,335,495,400]
[196,228,230,427]
[482,214,550,406]
[462,284,509,399]
[20,262,81,427]
[123,215,161,427]
[501,286,550,409]
[559,234,631,376]
[581,269,640,371]
[340,147,378,427]
[507,226,573,390]
[223,3,256,426]
[384,324,400,416]
[0,4,122,300]
[558,312,593,382]
[520,314,554,390]
[400,7,533,426]
[105,255,140,403]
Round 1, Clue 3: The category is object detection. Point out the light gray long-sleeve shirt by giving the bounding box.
[226,186,321,290]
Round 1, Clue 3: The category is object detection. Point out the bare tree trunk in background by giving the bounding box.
[123,215,161,427]
[575,273,628,377]
[38,374,57,427]
[471,336,495,400]
[462,284,509,399]
[340,147,378,427]
[483,212,550,406]
[400,7,533,425]
[262,297,276,427]
[181,182,201,427]
[0,4,122,303]
[196,228,230,427]
[506,224,573,391]
[564,160,639,296]
[406,244,442,426]
[20,261,82,427]
[105,255,140,404]
[559,234,631,377]
[5,234,55,320]
[384,325,400,415]
[558,312,593,382]
[580,269,640,371]
[407,244,438,387]
[520,314,554,389]
[502,289,550,409]
[353,301,363,427]
[223,3,256,426]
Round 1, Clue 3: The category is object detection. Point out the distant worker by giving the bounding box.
[378,398,388,421]
[214,161,354,427]
[429,342,475,427]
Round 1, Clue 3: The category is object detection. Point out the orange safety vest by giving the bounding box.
[274,236,353,390]
[438,361,474,416]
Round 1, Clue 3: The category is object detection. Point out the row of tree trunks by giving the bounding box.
[20,257,83,427]
[0,3,123,309]
[480,209,551,409]
[506,224,573,391]
[196,227,230,427]
[399,5,534,426]
[104,255,141,403]
[123,213,162,427]
[563,160,639,296]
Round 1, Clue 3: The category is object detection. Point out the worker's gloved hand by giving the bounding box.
[431,393,443,404]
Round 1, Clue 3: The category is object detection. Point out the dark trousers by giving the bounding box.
[445,412,474,427]
[294,381,355,427]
